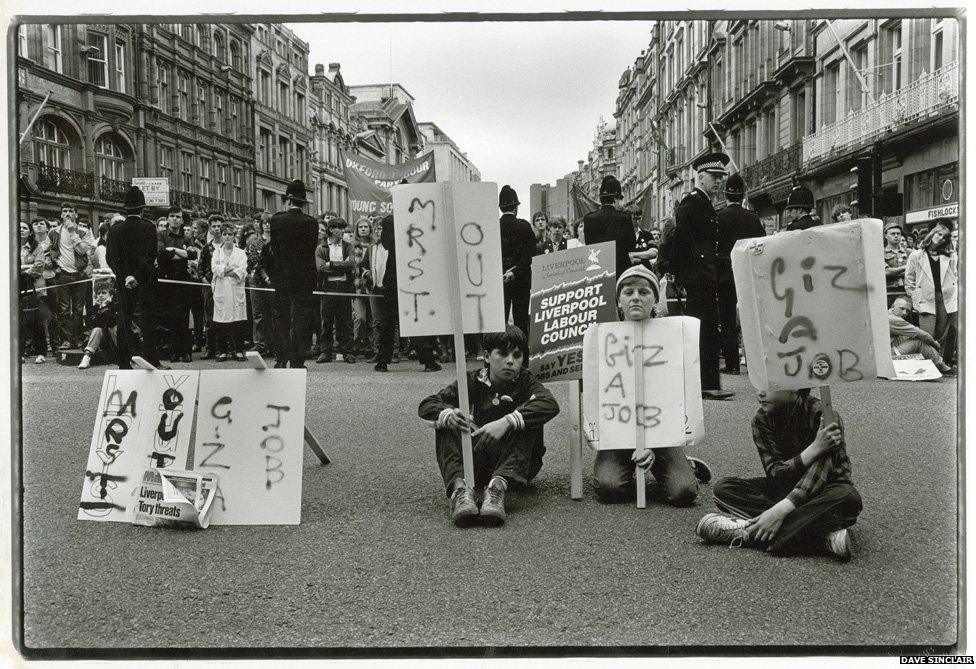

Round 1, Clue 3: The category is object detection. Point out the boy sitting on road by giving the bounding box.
[590,264,713,505]
[695,388,862,561]
[78,284,119,370]
[418,326,559,528]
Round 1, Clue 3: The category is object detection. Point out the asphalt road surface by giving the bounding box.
[17,358,959,651]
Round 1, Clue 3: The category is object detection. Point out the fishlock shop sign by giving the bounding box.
[905,203,958,225]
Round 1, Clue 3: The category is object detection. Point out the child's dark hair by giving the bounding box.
[797,388,812,399]
[481,325,527,356]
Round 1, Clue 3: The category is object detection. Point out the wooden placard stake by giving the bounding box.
[819,385,837,426]
[440,184,477,489]
[634,321,647,509]
[568,379,584,500]
[247,351,330,465]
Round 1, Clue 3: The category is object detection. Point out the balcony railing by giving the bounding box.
[803,61,958,164]
[171,190,260,218]
[740,143,801,189]
[33,164,96,198]
[99,176,130,203]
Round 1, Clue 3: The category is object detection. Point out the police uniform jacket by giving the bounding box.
[582,205,636,277]
[661,188,719,289]
[716,202,766,285]
[786,214,820,232]
[106,214,159,289]
[268,207,318,293]
[499,213,536,287]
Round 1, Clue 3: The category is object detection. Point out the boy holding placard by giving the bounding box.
[590,265,710,505]
[418,326,559,527]
[695,388,862,561]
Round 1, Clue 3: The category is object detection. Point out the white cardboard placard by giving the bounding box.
[391,182,505,337]
[581,317,704,450]
[731,219,895,391]
[193,370,307,525]
[78,371,199,522]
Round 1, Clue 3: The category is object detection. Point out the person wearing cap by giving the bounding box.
[658,151,733,400]
[106,186,169,370]
[498,185,536,342]
[783,186,819,231]
[883,221,909,301]
[589,264,712,504]
[581,175,636,278]
[268,179,319,369]
[716,173,765,375]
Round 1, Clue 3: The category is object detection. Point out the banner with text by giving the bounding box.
[528,242,616,382]
[731,218,895,391]
[391,182,505,337]
[342,150,436,218]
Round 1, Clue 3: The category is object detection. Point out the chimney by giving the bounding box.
[314,63,325,77]
[328,62,341,75]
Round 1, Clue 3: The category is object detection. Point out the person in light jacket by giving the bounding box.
[211,225,249,362]
[904,221,957,359]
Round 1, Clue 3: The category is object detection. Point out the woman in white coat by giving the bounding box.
[211,225,248,362]
[904,221,957,357]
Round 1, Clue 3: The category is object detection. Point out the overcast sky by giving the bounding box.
[288,20,654,212]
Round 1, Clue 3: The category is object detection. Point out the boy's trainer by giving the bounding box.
[480,476,508,526]
[696,513,751,547]
[824,528,853,562]
[450,482,479,527]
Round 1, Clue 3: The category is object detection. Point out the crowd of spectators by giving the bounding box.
[18,198,959,377]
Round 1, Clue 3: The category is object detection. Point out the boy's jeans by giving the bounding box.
[593,447,697,506]
[435,427,543,494]
[713,477,862,554]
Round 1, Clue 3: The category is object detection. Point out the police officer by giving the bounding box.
[106,186,169,370]
[716,173,766,375]
[581,175,636,278]
[268,179,319,369]
[659,152,733,400]
[783,185,819,231]
[498,185,535,340]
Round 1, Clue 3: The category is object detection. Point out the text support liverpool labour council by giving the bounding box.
[534,284,609,346]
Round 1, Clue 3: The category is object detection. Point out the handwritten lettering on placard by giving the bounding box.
[392,183,504,337]
[732,220,893,391]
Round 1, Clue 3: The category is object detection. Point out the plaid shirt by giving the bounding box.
[751,395,852,507]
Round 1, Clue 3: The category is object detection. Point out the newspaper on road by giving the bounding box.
[130,468,220,529]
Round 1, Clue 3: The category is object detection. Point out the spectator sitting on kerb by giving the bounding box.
[888,295,956,376]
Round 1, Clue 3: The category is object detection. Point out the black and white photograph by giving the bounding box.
[4,1,968,663]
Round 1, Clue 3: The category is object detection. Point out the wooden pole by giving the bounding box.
[634,320,647,509]
[819,385,837,425]
[18,91,53,145]
[568,379,583,500]
[440,184,476,489]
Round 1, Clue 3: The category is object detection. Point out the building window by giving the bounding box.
[216,163,227,200]
[18,24,29,59]
[933,27,944,71]
[262,190,274,212]
[157,63,170,111]
[213,90,223,133]
[278,136,291,177]
[43,25,62,73]
[33,119,71,168]
[213,32,225,62]
[279,82,289,117]
[880,22,903,94]
[822,61,840,126]
[115,40,126,93]
[296,145,306,181]
[260,70,271,105]
[259,129,272,172]
[95,135,126,181]
[296,92,305,123]
[232,167,242,203]
[848,44,868,112]
[199,157,212,197]
[905,163,958,212]
[196,82,208,126]
[230,40,241,70]
[178,71,190,121]
[179,24,196,45]
[86,32,108,88]
[229,97,239,139]
[160,145,175,183]
[181,151,194,191]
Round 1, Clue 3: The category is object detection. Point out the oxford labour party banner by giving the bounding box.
[342,150,436,219]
